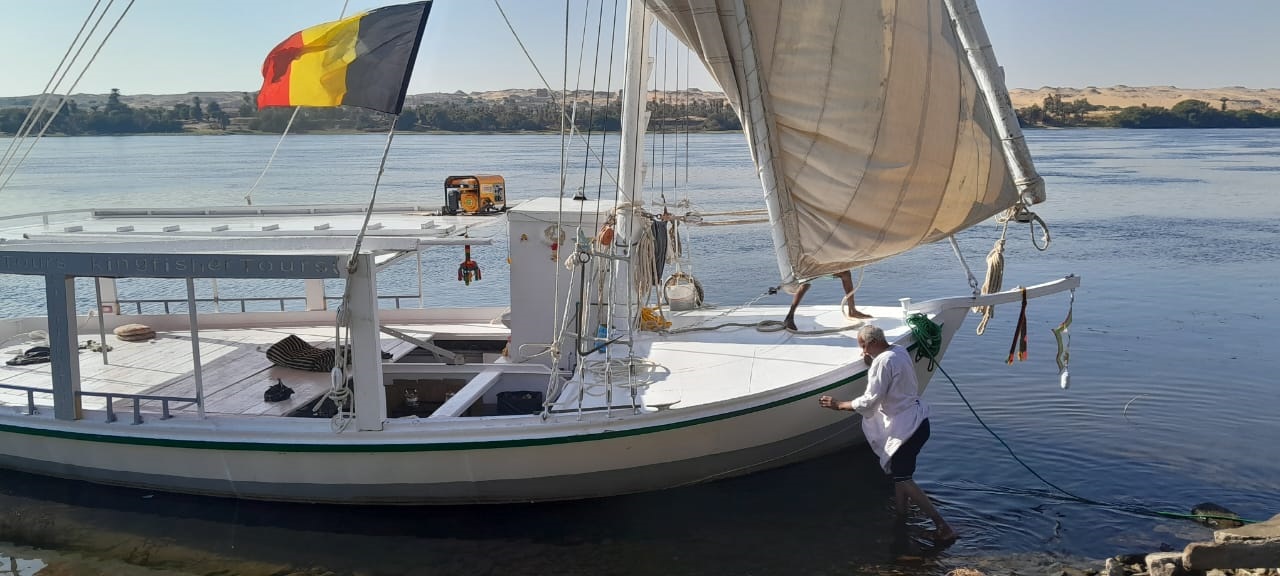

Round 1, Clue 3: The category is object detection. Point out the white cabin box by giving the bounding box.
[507,197,614,368]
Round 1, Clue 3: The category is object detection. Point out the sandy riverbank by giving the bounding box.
[1009,86,1280,111]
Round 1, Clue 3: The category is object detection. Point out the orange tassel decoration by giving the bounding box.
[458,245,481,285]
[1007,287,1028,364]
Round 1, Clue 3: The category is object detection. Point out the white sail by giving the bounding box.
[644,0,1042,283]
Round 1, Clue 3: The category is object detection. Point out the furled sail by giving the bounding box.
[644,0,1043,283]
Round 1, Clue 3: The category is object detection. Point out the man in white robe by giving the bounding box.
[819,324,956,547]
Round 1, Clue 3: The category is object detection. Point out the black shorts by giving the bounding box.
[889,418,930,482]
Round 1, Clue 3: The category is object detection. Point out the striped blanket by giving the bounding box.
[265,335,336,373]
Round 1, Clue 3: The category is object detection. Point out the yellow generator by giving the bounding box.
[442,175,508,215]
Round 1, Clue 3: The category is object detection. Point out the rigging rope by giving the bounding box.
[0,0,103,177]
[906,313,1259,526]
[241,108,299,207]
[574,0,608,206]
[323,120,398,433]
[0,0,136,193]
[492,0,619,187]
[975,201,1054,335]
[244,0,352,206]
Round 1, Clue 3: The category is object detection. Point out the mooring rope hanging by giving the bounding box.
[975,221,1008,335]
[975,203,1054,336]
[906,313,1258,526]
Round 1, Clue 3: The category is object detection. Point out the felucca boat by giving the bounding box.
[0,0,1078,503]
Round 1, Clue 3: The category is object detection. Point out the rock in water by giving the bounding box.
[1191,502,1245,528]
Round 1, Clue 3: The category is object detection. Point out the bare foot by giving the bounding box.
[929,527,958,546]
[845,306,873,319]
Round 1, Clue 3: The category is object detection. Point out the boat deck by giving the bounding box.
[0,321,504,417]
[0,304,914,418]
[559,304,912,411]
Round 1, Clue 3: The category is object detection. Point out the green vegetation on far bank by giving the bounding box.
[5,89,1280,136]
[1,89,742,136]
[1016,94,1280,128]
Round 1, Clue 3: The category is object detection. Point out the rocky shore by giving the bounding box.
[1099,513,1280,576]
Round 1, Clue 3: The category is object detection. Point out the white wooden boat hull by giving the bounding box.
[0,307,968,504]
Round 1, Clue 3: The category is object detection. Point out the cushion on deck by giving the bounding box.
[265,335,336,372]
[113,323,156,342]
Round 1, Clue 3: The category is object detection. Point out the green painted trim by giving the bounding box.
[0,344,918,453]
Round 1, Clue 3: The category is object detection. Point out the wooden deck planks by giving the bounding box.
[0,322,503,418]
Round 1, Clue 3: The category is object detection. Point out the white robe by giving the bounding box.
[849,344,929,473]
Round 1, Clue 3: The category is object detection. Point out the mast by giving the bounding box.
[943,0,1045,205]
[617,0,651,210]
[611,0,653,333]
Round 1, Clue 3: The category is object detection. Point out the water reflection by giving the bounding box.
[0,450,984,575]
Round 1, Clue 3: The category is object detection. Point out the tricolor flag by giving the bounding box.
[258,1,432,115]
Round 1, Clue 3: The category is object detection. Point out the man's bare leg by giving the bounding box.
[783,283,811,331]
[838,271,873,319]
[898,480,956,545]
[892,482,918,557]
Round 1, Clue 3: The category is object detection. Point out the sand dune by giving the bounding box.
[1009,86,1280,112]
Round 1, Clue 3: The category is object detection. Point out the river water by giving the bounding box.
[1,129,1278,575]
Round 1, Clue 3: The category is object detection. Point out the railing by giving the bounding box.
[329,295,423,309]
[0,383,43,415]
[79,391,199,424]
[0,383,198,424]
[0,204,441,225]
[115,294,421,314]
[116,296,307,314]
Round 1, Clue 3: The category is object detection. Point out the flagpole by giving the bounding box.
[348,121,398,272]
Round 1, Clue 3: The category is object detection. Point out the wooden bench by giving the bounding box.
[427,366,502,418]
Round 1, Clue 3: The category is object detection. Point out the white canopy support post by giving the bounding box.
[943,0,1044,205]
[93,277,109,365]
[305,279,327,311]
[185,277,206,419]
[97,276,119,315]
[210,277,221,312]
[416,248,424,308]
[46,274,81,420]
[348,253,386,431]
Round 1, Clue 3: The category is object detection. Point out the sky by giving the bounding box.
[1,0,1278,98]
